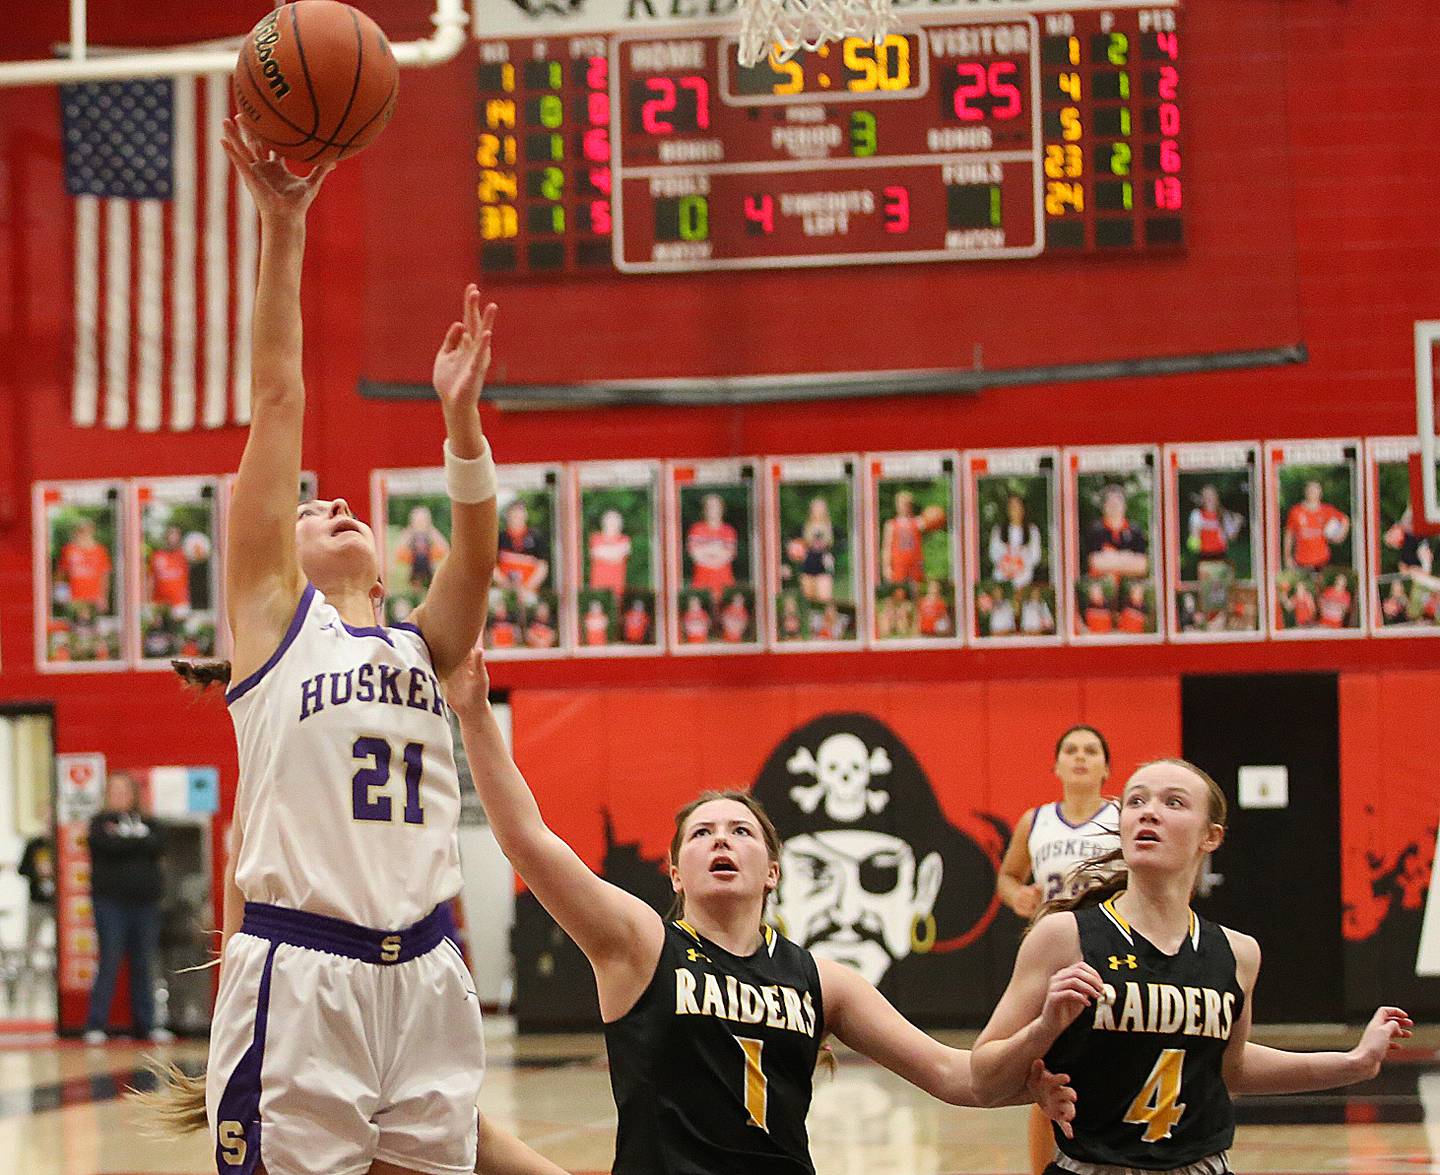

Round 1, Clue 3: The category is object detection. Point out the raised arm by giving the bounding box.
[219,120,333,669]
[1220,931,1411,1094]
[445,651,664,1017]
[997,807,1042,919]
[971,912,1103,1106]
[410,290,500,677]
[817,957,1076,1126]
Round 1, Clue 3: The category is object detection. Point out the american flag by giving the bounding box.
[61,75,258,431]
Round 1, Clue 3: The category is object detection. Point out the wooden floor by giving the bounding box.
[2,1020,1438,1174]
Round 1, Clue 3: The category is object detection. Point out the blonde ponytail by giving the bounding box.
[128,1057,209,1135]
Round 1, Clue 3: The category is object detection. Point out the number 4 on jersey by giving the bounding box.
[1124,1048,1186,1142]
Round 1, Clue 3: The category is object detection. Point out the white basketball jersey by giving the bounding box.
[1028,800,1121,902]
[227,584,463,928]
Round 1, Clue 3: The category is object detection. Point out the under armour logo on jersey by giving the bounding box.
[1109,953,1138,970]
[686,948,710,963]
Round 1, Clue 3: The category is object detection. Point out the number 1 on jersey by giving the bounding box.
[1124,1047,1186,1142]
[735,1036,768,1131]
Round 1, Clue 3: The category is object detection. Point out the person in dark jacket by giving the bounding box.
[83,772,171,1044]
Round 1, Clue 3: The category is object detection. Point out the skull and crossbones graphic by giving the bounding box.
[786,732,891,823]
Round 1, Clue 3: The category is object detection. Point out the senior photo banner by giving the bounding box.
[665,459,763,654]
[490,463,567,658]
[571,461,663,656]
[766,455,862,652]
[864,452,963,650]
[371,466,453,627]
[1063,446,1164,645]
[1163,443,1264,642]
[1367,437,1440,637]
[128,477,222,667]
[963,448,1062,646]
[34,481,127,671]
[1265,439,1366,639]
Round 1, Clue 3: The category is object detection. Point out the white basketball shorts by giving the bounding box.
[205,901,484,1175]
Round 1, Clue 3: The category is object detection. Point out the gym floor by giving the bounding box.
[2,1021,1437,1174]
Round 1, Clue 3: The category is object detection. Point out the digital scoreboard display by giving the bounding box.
[475,5,1182,274]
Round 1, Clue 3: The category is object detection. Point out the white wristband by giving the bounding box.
[444,437,497,504]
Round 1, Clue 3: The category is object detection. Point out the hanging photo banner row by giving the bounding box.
[34,474,318,673]
[36,437,1436,670]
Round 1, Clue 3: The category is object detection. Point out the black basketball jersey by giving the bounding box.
[1043,898,1245,1171]
[605,919,825,1175]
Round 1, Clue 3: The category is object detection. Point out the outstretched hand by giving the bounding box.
[1349,1006,1413,1081]
[433,285,497,414]
[444,647,492,722]
[1026,1059,1078,1138]
[220,118,332,221]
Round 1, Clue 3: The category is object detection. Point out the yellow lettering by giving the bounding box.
[1116,982,1145,1032]
[1183,986,1203,1036]
[701,972,726,1018]
[1157,984,1185,1034]
[762,985,787,1028]
[1202,988,1222,1039]
[1092,983,1118,1031]
[738,983,766,1024]
[675,967,700,1015]
[782,986,807,1033]
[1221,992,1236,1039]
[380,935,401,964]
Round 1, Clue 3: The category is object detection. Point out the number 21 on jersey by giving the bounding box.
[1124,1047,1186,1142]
[352,737,426,824]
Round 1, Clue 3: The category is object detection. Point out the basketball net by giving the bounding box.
[737,0,894,66]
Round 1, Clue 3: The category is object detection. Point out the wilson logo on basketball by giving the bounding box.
[250,10,293,100]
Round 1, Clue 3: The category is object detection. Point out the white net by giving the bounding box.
[737,0,894,67]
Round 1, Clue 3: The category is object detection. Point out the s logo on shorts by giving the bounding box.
[219,1120,247,1165]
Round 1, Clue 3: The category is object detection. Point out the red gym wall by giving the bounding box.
[2,0,1439,1023]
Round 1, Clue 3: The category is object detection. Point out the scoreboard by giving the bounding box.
[475,5,1183,274]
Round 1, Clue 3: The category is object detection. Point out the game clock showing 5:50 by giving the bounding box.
[725,34,924,104]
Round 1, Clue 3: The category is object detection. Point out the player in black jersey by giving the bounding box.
[446,651,1078,1174]
[972,758,1412,1175]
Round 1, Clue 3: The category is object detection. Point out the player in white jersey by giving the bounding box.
[997,723,1120,1175]
[144,121,565,1175]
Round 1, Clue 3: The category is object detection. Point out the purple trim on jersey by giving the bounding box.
[225,584,316,706]
[1052,799,1118,831]
[212,940,278,1174]
[338,618,395,646]
[390,620,437,667]
[240,901,458,965]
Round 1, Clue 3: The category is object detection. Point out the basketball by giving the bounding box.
[233,1,398,165]
[920,504,946,530]
[1323,517,1347,542]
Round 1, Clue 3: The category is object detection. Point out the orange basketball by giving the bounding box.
[233,1,398,165]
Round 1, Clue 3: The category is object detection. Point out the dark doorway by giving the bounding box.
[1181,673,1342,1022]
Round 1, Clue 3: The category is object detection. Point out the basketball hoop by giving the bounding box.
[737,0,894,67]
